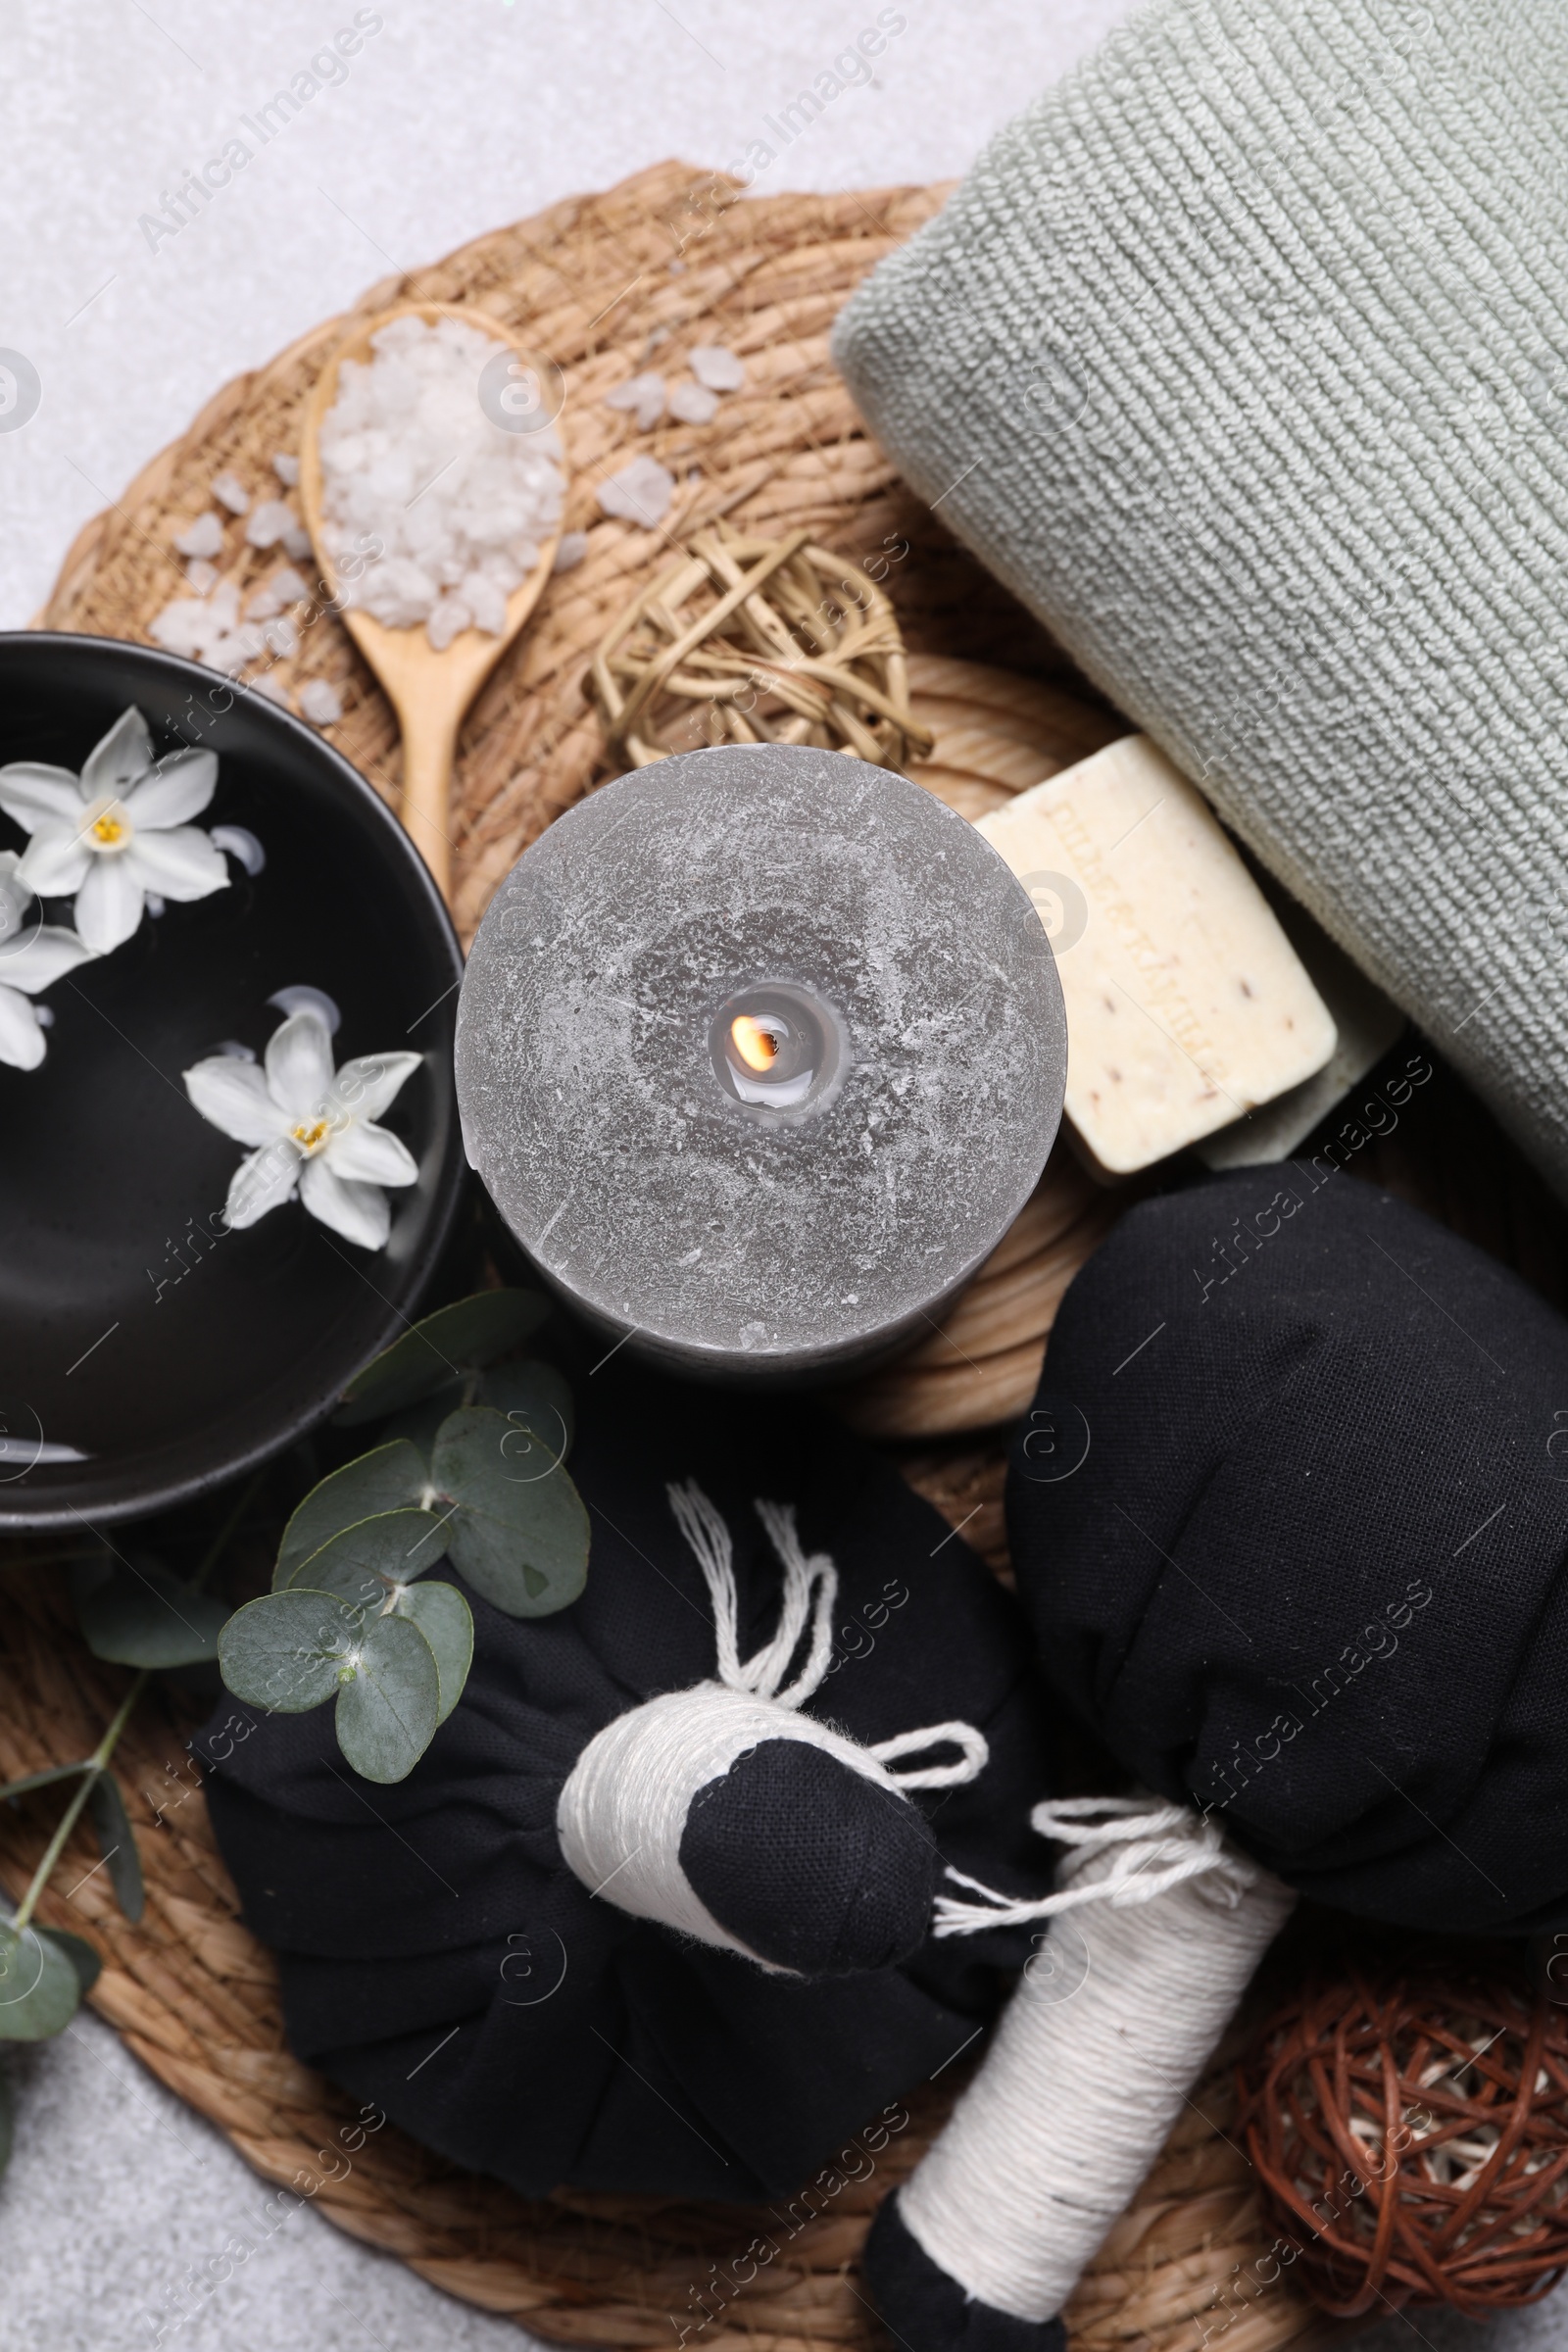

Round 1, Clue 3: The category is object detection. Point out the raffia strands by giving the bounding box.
[588,523,933,773]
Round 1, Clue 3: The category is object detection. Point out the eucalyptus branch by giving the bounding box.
[10,1464,264,1936]
[13,1676,144,1934]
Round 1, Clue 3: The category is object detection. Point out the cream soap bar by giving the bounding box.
[977,737,1337,1174]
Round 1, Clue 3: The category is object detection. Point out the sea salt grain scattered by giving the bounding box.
[668,379,719,425]
[689,344,745,393]
[246,500,298,551]
[604,371,665,430]
[318,313,565,652]
[173,512,224,560]
[150,579,239,658]
[212,471,250,514]
[553,532,589,573]
[299,679,343,726]
[271,451,300,487]
[208,624,268,676]
[262,616,299,658]
[596,456,675,528]
[246,567,309,621]
[206,582,242,633]
[149,578,277,678]
[185,559,220,595]
[248,674,292,708]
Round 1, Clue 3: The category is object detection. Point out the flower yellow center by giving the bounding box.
[290,1117,331,1155]
[82,796,132,855]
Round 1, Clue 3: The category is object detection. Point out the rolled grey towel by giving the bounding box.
[833,0,1568,1197]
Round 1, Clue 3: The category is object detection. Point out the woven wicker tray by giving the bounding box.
[20,157,1554,2351]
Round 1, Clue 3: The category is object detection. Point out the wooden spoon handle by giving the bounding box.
[397,701,459,903]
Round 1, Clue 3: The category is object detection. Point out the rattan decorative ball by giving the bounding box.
[1237,1956,1568,2318]
[588,520,934,772]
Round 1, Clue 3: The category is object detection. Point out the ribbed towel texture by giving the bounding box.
[832,0,1568,1196]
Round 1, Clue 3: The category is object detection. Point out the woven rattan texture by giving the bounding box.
[1238,1959,1568,2319]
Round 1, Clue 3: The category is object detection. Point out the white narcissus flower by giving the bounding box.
[183,1009,421,1250]
[0,705,229,956]
[0,852,94,1071]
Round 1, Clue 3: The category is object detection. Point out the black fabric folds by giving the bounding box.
[1009,1168,1568,1936]
[204,1361,1048,2199]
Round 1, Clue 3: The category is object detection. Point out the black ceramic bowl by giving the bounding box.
[0,634,466,1530]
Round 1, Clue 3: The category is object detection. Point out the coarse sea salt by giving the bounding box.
[318,313,565,652]
[149,579,239,657]
[604,371,665,430]
[272,451,300,486]
[246,500,296,549]
[668,378,719,425]
[689,344,745,392]
[173,512,223,560]
[212,470,250,514]
[299,678,344,726]
[148,577,265,677]
[246,566,309,622]
[596,455,674,528]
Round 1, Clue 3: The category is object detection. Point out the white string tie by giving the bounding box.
[665,1481,837,1707]
[554,1482,990,1967]
[932,1792,1259,1936]
[663,1478,987,1786]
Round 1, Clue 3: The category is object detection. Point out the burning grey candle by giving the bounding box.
[456,744,1066,1383]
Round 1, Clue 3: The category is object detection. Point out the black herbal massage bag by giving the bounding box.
[1009,1164,1568,1934]
[203,1361,1048,2199]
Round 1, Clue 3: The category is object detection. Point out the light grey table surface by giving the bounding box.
[0,3,1557,2348]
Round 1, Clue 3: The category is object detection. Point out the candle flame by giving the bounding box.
[730,1015,779,1073]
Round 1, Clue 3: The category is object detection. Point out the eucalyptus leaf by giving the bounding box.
[219,1590,363,1713]
[335,1290,549,1426]
[87,1774,144,1924]
[433,1407,590,1619]
[0,1925,80,2041]
[334,1612,441,1783]
[392,1581,473,1723]
[287,1507,452,1606]
[274,1442,427,1587]
[385,1359,574,1465]
[73,1555,230,1669]
[38,1927,102,1999]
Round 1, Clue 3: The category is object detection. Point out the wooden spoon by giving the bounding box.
[300,300,566,902]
